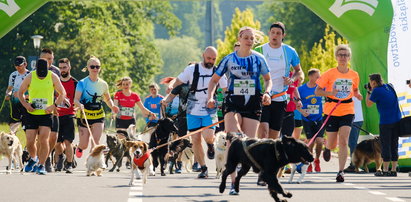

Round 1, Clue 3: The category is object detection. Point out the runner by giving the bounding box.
[5,56,30,134]
[172,46,227,179]
[280,72,302,137]
[17,58,66,175]
[74,56,119,158]
[207,27,272,194]
[114,76,155,133]
[143,83,163,127]
[54,58,77,173]
[255,22,302,139]
[315,44,362,182]
[298,68,325,173]
[39,48,61,172]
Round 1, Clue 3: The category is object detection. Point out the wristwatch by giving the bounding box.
[264,92,271,96]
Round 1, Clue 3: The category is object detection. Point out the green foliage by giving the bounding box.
[216,8,267,63]
[0,1,180,122]
[256,2,327,52]
[300,25,349,78]
[154,36,201,94]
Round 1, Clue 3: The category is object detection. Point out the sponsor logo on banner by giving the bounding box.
[0,0,20,17]
[329,0,379,18]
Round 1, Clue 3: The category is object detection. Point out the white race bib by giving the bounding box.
[32,98,48,109]
[120,107,134,117]
[307,105,320,114]
[233,79,255,96]
[334,79,353,99]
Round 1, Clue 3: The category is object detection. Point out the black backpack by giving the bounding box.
[189,63,216,94]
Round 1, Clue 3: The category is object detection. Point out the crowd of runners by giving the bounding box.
[4,22,409,191]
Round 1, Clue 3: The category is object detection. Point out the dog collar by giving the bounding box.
[133,150,151,169]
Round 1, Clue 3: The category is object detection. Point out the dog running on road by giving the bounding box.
[0,132,23,174]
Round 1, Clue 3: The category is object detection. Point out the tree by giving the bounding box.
[300,24,349,78]
[216,8,267,63]
[154,36,201,95]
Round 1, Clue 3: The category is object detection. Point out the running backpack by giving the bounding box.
[189,63,216,94]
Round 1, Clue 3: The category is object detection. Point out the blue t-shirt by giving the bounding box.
[294,109,302,120]
[215,50,270,93]
[298,83,323,122]
[369,84,401,124]
[143,95,163,123]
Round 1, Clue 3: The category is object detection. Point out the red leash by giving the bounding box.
[307,100,342,146]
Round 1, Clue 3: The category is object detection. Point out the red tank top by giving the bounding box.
[57,77,77,116]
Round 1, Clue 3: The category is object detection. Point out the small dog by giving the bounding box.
[219,134,314,202]
[215,131,227,179]
[180,146,194,173]
[86,145,108,176]
[105,133,130,172]
[127,141,153,185]
[0,132,23,174]
[167,138,193,174]
[288,163,309,184]
[352,136,382,173]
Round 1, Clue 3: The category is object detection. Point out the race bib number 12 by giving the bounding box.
[233,79,255,96]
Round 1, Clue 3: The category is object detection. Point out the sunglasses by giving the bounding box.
[90,65,101,69]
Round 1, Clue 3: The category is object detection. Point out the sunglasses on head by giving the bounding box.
[90,65,101,69]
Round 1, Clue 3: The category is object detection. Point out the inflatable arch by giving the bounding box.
[1,0,411,169]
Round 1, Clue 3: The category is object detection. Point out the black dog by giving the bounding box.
[149,118,178,176]
[219,134,314,202]
[168,138,192,174]
[105,133,130,172]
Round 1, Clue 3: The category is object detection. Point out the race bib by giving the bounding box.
[334,79,353,99]
[233,79,255,96]
[307,105,320,114]
[32,98,48,109]
[120,107,134,117]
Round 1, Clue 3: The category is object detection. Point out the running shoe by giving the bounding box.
[75,148,83,158]
[56,154,65,172]
[65,162,73,174]
[314,159,321,172]
[192,162,201,172]
[229,183,238,195]
[198,166,208,179]
[207,144,215,160]
[45,157,53,173]
[336,171,344,182]
[37,164,47,175]
[323,148,331,162]
[343,165,356,173]
[306,163,313,173]
[24,158,38,172]
[175,161,182,174]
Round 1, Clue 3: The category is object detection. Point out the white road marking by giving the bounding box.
[127,198,142,202]
[343,183,354,186]
[385,197,405,202]
[368,191,386,196]
[128,180,143,202]
[130,186,143,191]
[353,186,369,190]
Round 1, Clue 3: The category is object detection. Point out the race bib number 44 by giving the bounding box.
[334,79,353,99]
[32,98,48,109]
[233,79,255,95]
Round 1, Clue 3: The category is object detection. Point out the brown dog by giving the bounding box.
[126,141,153,185]
[86,145,108,176]
[0,132,23,174]
[352,136,382,173]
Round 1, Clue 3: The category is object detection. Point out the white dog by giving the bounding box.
[0,132,23,174]
[86,145,108,176]
[126,141,154,185]
[288,163,309,184]
[215,131,227,179]
[180,146,194,173]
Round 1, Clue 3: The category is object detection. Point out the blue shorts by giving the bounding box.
[187,114,216,131]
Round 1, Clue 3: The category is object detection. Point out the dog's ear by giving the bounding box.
[143,142,148,152]
[125,141,134,148]
[282,136,294,145]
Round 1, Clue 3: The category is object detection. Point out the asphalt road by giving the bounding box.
[1,135,411,202]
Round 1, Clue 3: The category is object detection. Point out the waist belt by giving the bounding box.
[326,97,352,103]
[271,91,287,99]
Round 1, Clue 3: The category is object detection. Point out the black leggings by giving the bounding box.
[379,122,400,162]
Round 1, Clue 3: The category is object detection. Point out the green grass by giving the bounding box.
[0,123,26,148]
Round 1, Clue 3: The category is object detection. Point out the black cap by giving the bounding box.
[14,56,26,66]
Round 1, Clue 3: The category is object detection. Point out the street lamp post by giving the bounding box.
[30,35,43,70]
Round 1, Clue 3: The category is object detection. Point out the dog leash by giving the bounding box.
[307,100,342,147]
[0,97,6,113]
[81,108,98,146]
[150,119,224,152]
[351,124,375,136]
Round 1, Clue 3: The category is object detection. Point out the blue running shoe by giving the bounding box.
[296,163,303,174]
[24,158,37,172]
[36,164,47,175]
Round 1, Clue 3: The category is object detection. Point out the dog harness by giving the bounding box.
[133,150,151,170]
[242,139,288,171]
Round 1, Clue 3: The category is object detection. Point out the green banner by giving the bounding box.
[0,0,47,39]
